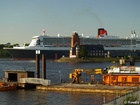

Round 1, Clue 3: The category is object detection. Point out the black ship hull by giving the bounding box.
[6,49,69,60]
[5,46,140,60]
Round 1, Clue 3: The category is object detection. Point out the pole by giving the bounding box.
[103,93,106,104]
[36,54,40,78]
[42,54,46,79]
[59,71,61,83]
[55,53,58,61]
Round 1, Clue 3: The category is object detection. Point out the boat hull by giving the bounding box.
[5,45,140,60]
[6,49,70,60]
[0,85,17,91]
[0,83,17,91]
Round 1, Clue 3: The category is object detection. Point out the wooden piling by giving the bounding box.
[42,54,46,79]
[36,54,40,78]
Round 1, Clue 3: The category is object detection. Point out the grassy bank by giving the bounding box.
[56,57,140,63]
[56,57,121,63]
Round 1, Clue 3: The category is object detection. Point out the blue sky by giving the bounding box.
[0,0,140,44]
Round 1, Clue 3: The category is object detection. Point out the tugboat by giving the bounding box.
[103,58,140,86]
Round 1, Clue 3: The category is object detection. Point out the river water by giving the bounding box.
[0,59,139,105]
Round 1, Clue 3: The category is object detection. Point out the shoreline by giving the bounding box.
[36,83,138,94]
[56,57,137,63]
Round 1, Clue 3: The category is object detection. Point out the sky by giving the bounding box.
[0,0,140,44]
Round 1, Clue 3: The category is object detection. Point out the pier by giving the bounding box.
[18,78,51,89]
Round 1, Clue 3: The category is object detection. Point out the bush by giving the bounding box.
[123,94,139,105]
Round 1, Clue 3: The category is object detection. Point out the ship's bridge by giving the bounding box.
[29,36,40,47]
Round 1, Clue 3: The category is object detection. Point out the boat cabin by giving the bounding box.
[103,73,140,86]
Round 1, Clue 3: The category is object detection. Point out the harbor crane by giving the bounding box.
[69,68,102,84]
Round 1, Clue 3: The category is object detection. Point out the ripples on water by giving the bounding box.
[0,59,139,105]
[0,90,116,105]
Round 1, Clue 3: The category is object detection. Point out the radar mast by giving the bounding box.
[42,29,46,36]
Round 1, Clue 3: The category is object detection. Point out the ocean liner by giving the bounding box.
[4,28,140,60]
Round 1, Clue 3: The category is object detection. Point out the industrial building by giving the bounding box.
[4,70,34,82]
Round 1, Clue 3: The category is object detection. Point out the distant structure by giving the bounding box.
[119,57,126,66]
[42,29,46,36]
[4,70,34,82]
[69,31,105,58]
[97,28,108,38]
[69,32,80,58]
[131,30,138,38]
[57,34,61,37]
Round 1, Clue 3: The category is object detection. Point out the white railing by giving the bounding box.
[19,78,51,86]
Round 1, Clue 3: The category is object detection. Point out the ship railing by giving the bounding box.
[19,78,51,86]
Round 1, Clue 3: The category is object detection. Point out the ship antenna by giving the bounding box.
[42,29,45,35]
[134,30,136,37]
[130,30,133,52]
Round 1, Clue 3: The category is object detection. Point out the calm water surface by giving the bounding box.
[0,59,139,105]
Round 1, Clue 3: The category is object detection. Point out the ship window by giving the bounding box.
[36,39,40,45]
[90,53,92,56]
[112,76,116,80]
[122,77,127,82]
[132,77,139,82]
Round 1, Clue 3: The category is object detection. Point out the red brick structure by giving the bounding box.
[69,32,80,58]
[71,32,80,47]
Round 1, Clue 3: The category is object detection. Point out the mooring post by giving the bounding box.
[42,54,46,79]
[55,53,58,61]
[36,50,40,78]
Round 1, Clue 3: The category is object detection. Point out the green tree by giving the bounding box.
[0,44,4,49]
[79,46,87,58]
[0,44,11,58]
[0,49,11,58]
[13,43,19,46]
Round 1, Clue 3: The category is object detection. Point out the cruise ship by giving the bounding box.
[4,28,140,60]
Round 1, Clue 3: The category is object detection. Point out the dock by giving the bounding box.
[36,83,138,94]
